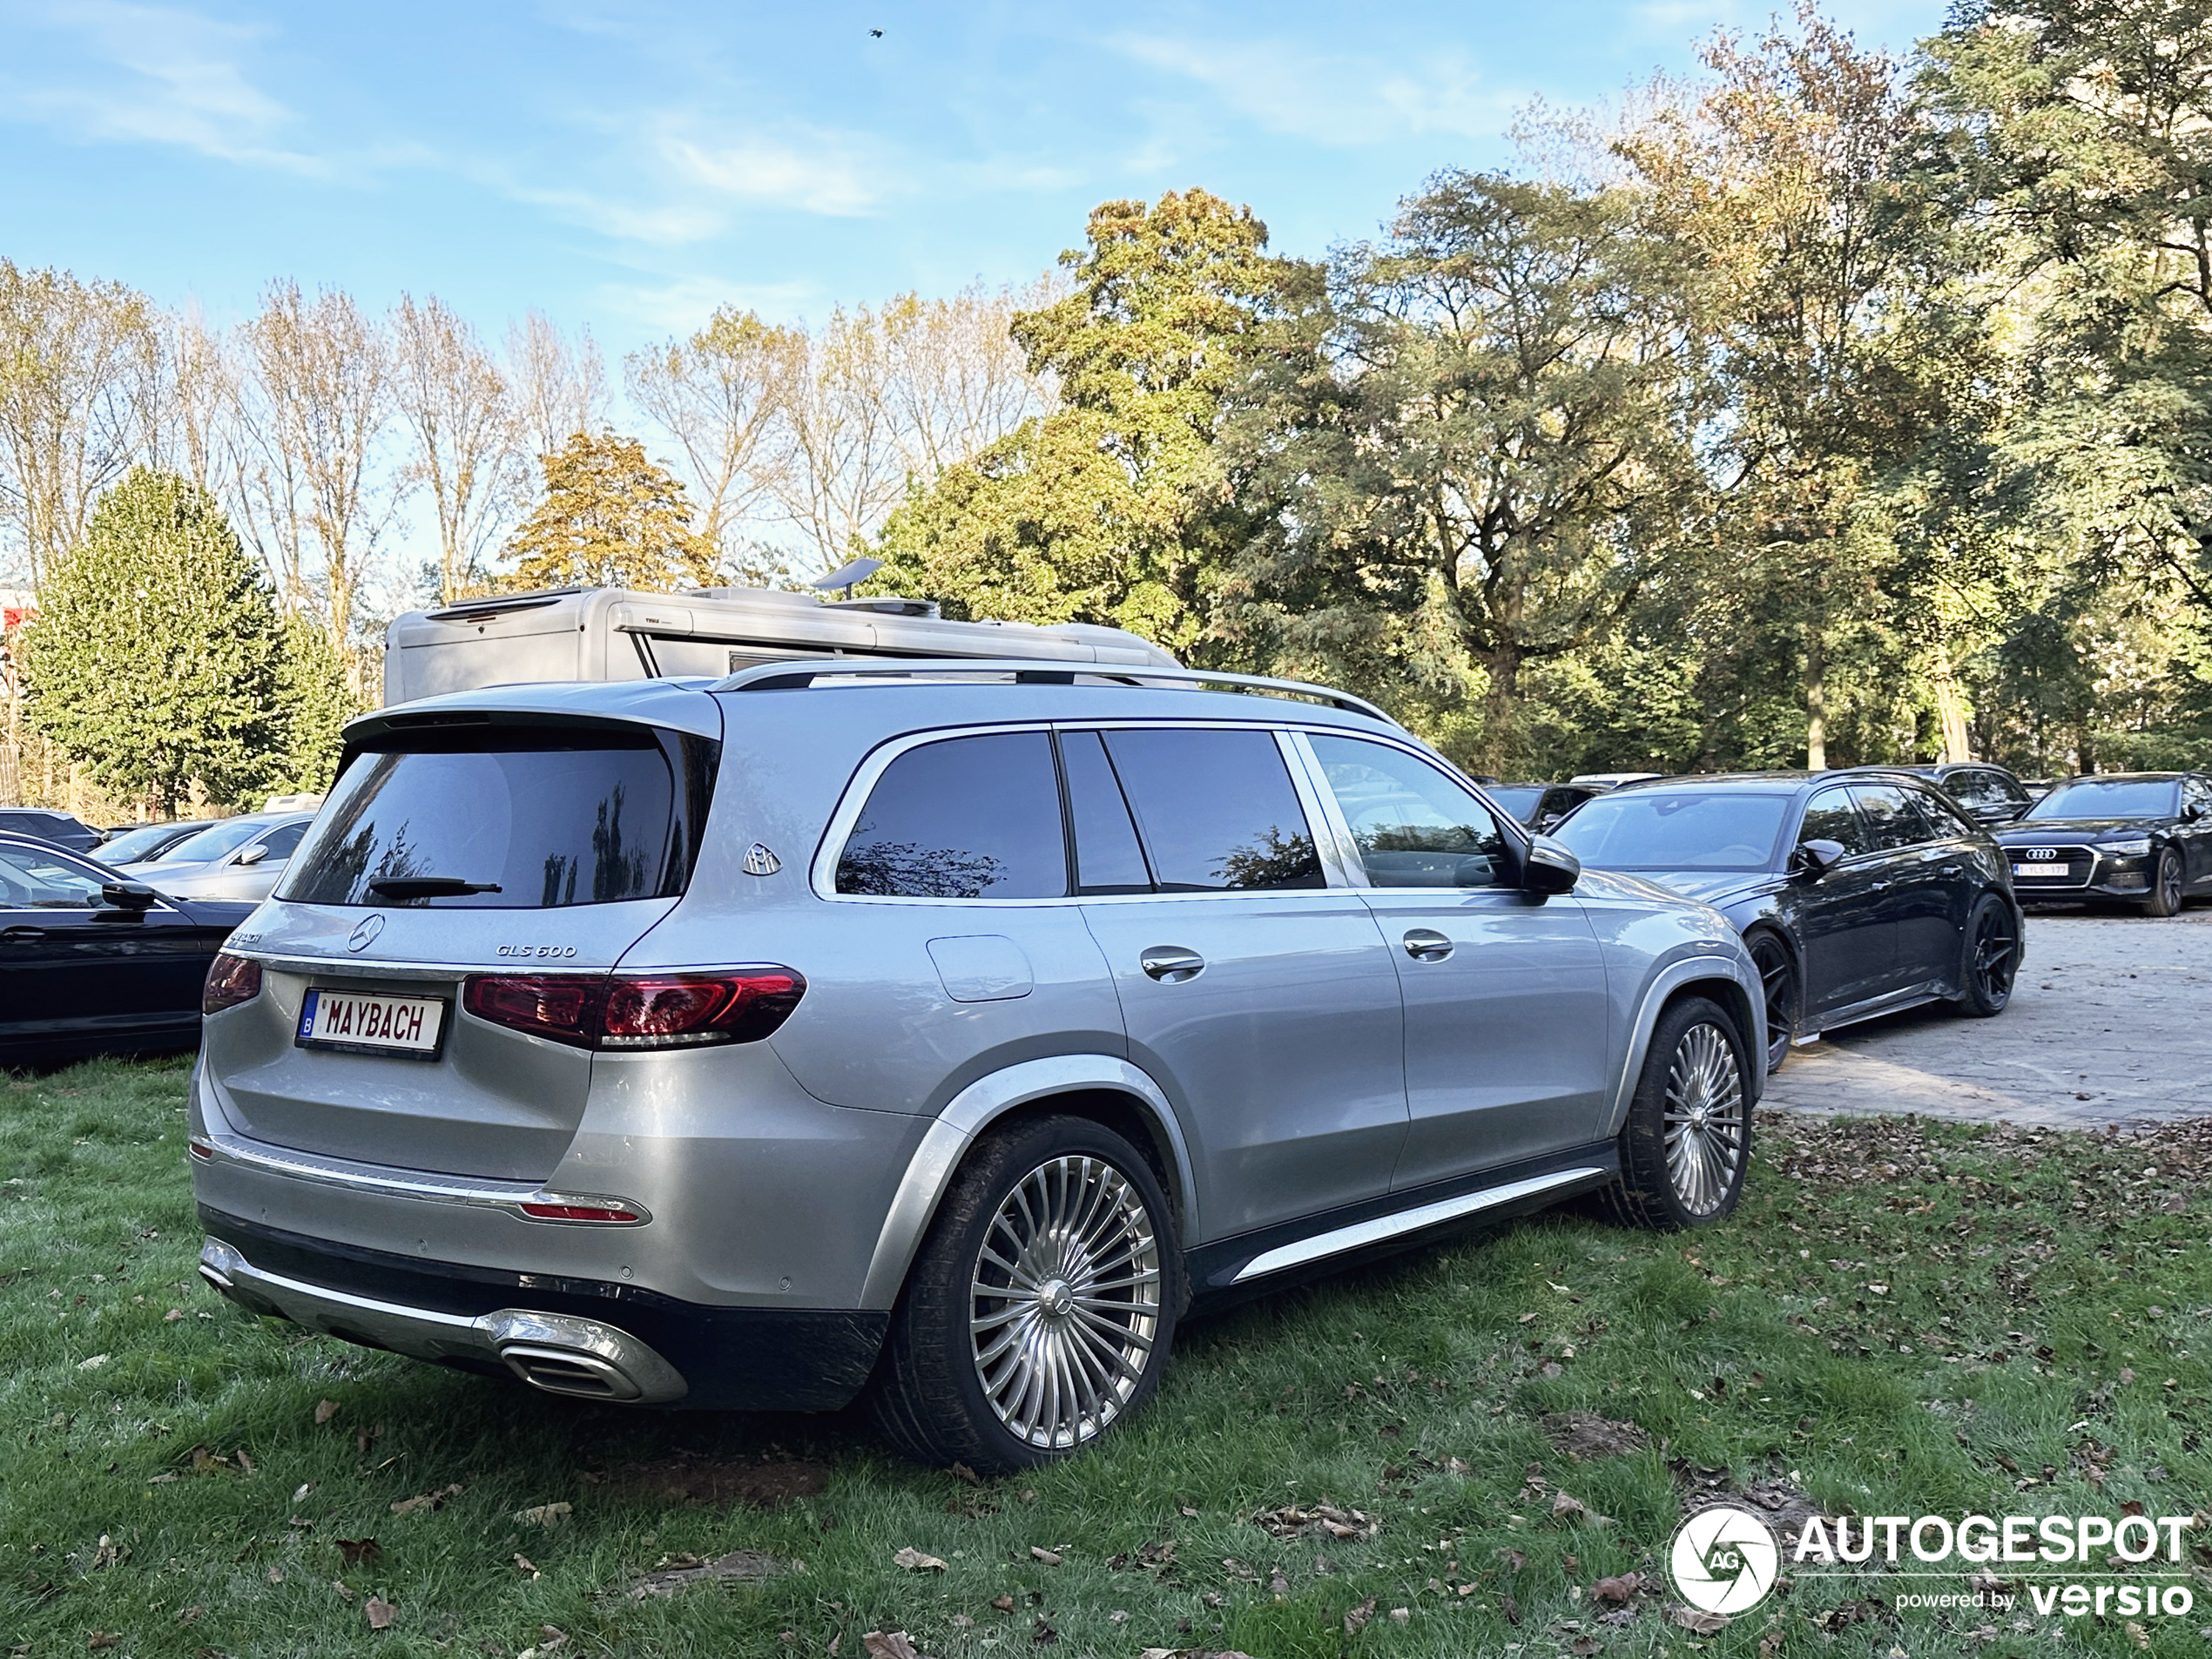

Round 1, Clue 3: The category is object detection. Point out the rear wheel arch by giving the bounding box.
[858,1059,1196,1310]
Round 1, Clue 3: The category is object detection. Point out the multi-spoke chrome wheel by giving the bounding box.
[1662,1022,1746,1218]
[968,1154,1163,1452]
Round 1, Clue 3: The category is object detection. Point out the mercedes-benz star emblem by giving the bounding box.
[347,914,387,952]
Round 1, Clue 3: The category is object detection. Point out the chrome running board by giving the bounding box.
[1229,1165,1608,1284]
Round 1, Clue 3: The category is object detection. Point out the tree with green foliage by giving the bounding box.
[502,429,714,591]
[19,468,289,813]
[1218,172,1710,774]
[1619,3,1979,769]
[872,190,1303,657]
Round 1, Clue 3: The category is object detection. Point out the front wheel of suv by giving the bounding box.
[869,1114,1184,1472]
[1601,995,1751,1231]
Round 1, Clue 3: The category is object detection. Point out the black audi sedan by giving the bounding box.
[1993,772,2212,915]
[0,833,255,1069]
[1549,773,2023,1071]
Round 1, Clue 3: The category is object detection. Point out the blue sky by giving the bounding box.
[1,0,1948,354]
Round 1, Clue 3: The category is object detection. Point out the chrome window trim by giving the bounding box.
[811,718,1350,903]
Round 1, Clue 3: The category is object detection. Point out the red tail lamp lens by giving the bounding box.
[462,969,804,1049]
[202,953,263,1015]
[462,975,604,1047]
[601,971,806,1047]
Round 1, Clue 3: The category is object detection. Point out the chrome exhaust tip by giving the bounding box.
[497,1343,645,1401]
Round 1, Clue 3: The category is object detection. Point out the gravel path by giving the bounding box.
[1759,910,2212,1129]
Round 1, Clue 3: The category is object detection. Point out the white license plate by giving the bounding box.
[2012,861,2069,877]
[297,988,447,1057]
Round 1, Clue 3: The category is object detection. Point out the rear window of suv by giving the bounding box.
[280,723,711,908]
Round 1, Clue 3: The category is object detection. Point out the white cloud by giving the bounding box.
[0,0,320,170]
[1110,33,1511,147]
[658,128,879,218]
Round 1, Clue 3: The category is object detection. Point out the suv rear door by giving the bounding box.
[202,710,718,1182]
[1070,725,1409,1241]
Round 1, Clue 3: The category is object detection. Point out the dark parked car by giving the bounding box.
[97,819,218,867]
[0,833,255,1069]
[0,808,103,853]
[1551,773,2023,1071]
[1840,763,2034,828]
[1486,782,1604,833]
[1993,772,2212,915]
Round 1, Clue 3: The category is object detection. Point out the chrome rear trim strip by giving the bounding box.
[191,1129,651,1225]
[1230,1166,1607,1284]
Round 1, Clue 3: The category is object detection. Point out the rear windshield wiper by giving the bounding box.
[368,876,504,899]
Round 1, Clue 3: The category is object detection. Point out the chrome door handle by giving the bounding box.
[1139,947,1205,983]
[1402,928,1453,961]
[0,925,48,941]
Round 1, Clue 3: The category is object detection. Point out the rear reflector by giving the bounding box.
[187,1139,213,1162]
[517,1201,644,1224]
[202,953,263,1015]
[462,968,805,1050]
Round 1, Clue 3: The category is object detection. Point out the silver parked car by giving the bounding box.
[132,813,314,902]
[190,663,1764,1469]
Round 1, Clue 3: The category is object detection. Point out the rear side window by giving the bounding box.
[281,725,709,908]
[257,821,310,861]
[1100,728,1322,891]
[1916,789,1978,839]
[837,732,1066,899]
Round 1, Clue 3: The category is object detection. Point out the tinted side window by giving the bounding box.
[1849,784,1927,852]
[1797,789,1870,855]
[0,843,107,908]
[1942,771,1993,808]
[838,732,1067,899]
[1311,735,1513,887]
[1061,731,1151,894]
[1101,728,1322,892]
[1914,789,1978,840]
[2185,777,2212,815]
[257,821,309,861]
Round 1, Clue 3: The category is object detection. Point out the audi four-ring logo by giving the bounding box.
[347,914,387,952]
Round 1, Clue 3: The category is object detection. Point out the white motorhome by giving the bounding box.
[381,585,1180,706]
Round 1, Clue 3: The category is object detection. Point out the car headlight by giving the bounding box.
[2096,835,2153,857]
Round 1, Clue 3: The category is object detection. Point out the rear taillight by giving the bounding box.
[601,971,806,1047]
[202,953,263,1015]
[462,968,805,1050]
[462,975,604,1048]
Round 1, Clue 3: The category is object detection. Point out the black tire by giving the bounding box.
[2143,849,2184,918]
[1744,931,1797,1074]
[1600,995,1750,1231]
[1949,894,2019,1017]
[868,1114,1184,1472]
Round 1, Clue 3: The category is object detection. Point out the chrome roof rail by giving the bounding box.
[710,657,1403,727]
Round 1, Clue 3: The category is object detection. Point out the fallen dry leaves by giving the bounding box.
[364,1595,396,1630]
[1250,1502,1379,1541]
[389,1482,463,1516]
[621,1549,791,1601]
[893,1546,948,1572]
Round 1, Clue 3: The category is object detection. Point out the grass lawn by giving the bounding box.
[0,1056,2206,1659]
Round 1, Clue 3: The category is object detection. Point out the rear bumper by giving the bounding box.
[199,1209,888,1412]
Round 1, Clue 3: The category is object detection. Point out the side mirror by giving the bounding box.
[1521,836,1581,895]
[100,880,158,912]
[1790,839,1848,880]
[234,843,270,867]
